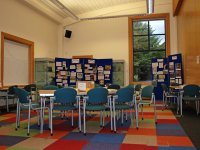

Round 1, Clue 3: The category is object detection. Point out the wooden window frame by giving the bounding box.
[128,13,170,84]
[1,32,34,88]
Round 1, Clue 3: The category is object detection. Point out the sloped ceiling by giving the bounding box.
[23,0,163,26]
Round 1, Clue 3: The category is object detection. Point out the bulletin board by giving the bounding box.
[55,57,112,87]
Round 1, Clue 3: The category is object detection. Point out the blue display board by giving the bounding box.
[55,58,112,87]
[168,53,184,85]
[151,53,184,100]
[151,58,168,100]
[96,59,113,86]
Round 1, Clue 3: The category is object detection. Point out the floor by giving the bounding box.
[0,104,197,150]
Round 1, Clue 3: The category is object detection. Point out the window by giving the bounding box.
[129,13,170,83]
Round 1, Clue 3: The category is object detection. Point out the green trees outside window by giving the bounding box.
[133,20,166,81]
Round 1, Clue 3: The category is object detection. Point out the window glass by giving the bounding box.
[133,19,166,82]
[133,21,148,35]
[149,20,165,34]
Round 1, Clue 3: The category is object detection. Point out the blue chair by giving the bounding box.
[112,87,138,132]
[126,84,135,90]
[180,84,200,115]
[50,88,79,136]
[137,85,157,124]
[83,87,109,135]
[14,87,43,136]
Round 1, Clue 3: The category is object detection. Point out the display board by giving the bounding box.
[151,53,184,100]
[168,53,183,85]
[55,58,112,87]
[151,58,168,100]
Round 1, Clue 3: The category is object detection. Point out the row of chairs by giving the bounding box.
[13,84,156,136]
[161,83,200,116]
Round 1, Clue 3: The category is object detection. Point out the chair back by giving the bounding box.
[141,85,154,98]
[54,88,77,104]
[8,85,18,95]
[183,84,199,97]
[135,84,142,91]
[126,84,135,90]
[43,85,59,90]
[87,87,108,104]
[14,87,29,103]
[161,83,168,92]
[24,84,36,92]
[116,87,134,102]
[107,84,120,90]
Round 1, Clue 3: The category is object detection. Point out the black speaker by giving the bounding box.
[65,30,72,38]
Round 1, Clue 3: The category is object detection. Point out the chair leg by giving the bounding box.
[113,100,116,132]
[18,105,21,128]
[50,104,53,136]
[176,97,179,114]
[83,102,86,135]
[48,108,51,129]
[15,102,19,130]
[195,101,199,116]
[135,104,139,129]
[109,99,113,131]
[27,105,31,136]
[78,99,81,132]
[162,94,165,111]
[71,110,74,127]
[153,96,157,124]
[6,95,9,112]
[126,111,128,122]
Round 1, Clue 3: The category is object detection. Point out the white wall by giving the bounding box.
[0,0,60,84]
[64,18,129,84]
[63,0,177,85]
[0,0,59,58]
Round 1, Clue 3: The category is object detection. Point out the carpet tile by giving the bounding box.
[0,104,197,150]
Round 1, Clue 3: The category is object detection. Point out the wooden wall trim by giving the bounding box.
[128,13,170,84]
[173,0,184,16]
[72,55,93,59]
[128,17,133,84]
[1,32,34,88]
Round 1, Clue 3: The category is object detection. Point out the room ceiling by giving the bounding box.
[23,0,149,25]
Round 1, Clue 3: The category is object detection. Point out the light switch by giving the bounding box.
[197,56,200,64]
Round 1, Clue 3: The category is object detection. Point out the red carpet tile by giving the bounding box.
[128,128,157,136]
[157,136,194,147]
[157,119,179,124]
[120,144,158,150]
[44,140,88,150]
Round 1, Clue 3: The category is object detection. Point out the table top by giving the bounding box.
[169,85,184,90]
[38,88,118,97]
